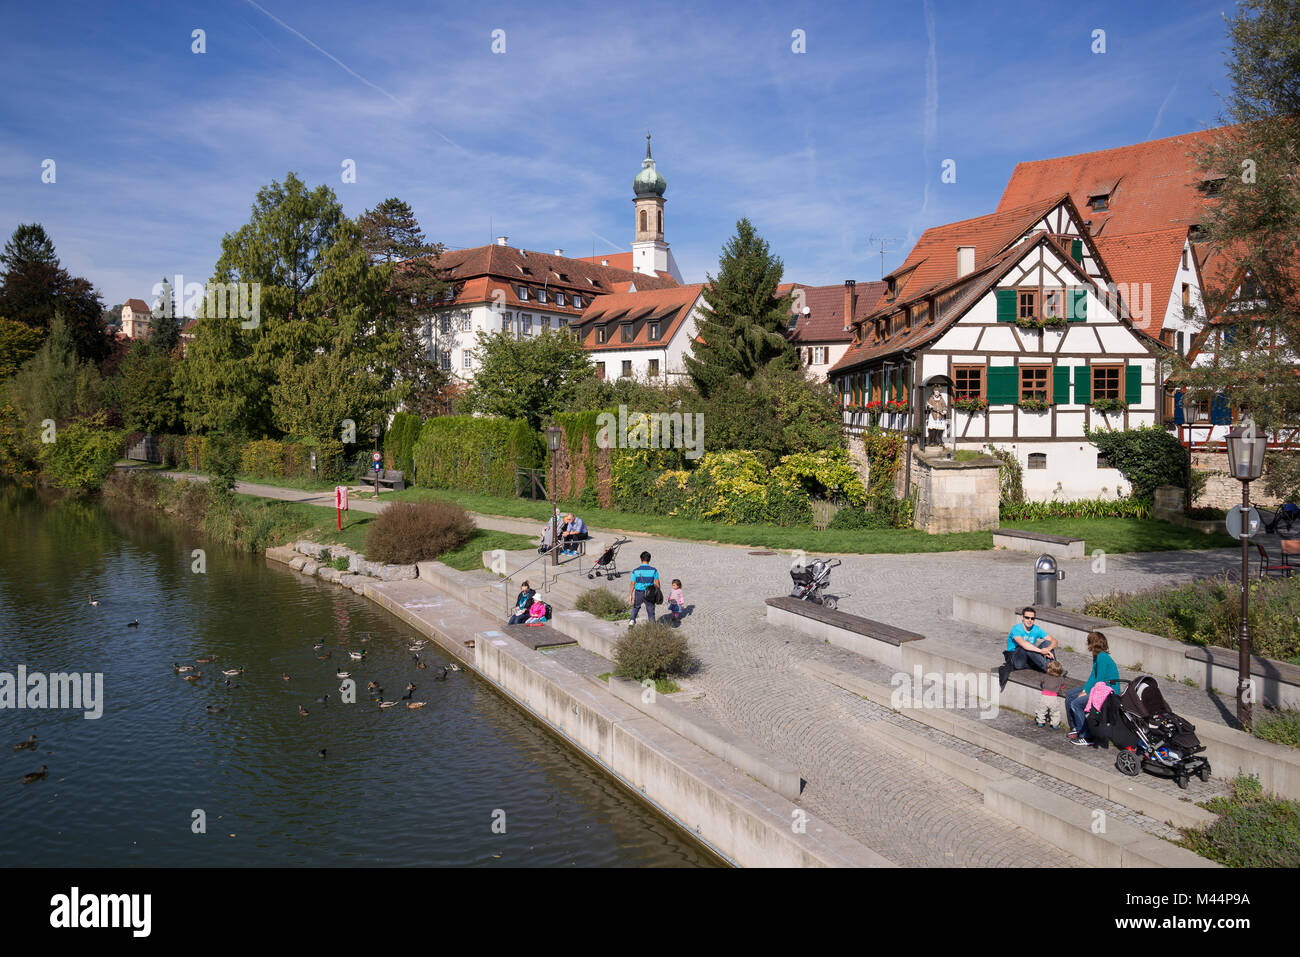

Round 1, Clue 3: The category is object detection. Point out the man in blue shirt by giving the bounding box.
[560,513,588,556]
[997,606,1058,690]
[628,551,661,625]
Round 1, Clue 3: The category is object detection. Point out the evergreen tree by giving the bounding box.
[1181,0,1300,427]
[0,224,109,364]
[148,277,181,353]
[0,224,58,272]
[684,218,796,397]
[357,197,451,415]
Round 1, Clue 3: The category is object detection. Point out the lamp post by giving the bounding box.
[371,423,382,498]
[1180,392,1202,512]
[545,425,562,566]
[1225,419,1266,729]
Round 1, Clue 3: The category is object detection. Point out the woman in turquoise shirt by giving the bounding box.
[1067,631,1120,745]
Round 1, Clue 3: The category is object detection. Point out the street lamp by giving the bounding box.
[1181,392,1202,511]
[1225,419,1266,729]
[545,426,562,566]
[371,422,382,498]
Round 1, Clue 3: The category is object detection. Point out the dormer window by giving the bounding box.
[1200,176,1226,196]
[538,289,547,303]
[517,286,528,300]
[596,326,608,344]
[648,321,660,340]
[1088,193,1109,211]
[555,292,565,306]
[621,323,634,342]
[887,277,896,298]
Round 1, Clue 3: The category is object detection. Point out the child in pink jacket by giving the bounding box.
[667,579,685,627]
[526,598,548,624]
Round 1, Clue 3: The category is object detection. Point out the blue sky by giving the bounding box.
[0,0,1238,310]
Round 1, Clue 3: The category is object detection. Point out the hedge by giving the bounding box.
[1085,425,1189,502]
[411,415,544,496]
[384,411,423,476]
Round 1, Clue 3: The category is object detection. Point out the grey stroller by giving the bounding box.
[790,558,841,610]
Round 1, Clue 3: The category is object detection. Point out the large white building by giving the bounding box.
[830,196,1161,500]
[419,138,682,384]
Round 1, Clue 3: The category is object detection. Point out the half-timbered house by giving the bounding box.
[828,195,1162,500]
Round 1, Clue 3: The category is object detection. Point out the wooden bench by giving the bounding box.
[992,527,1085,559]
[375,469,405,491]
[503,622,577,650]
[765,596,925,645]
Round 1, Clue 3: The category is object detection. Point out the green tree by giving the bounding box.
[1182,0,1300,427]
[173,313,267,435]
[464,329,593,430]
[684,219,796,397]
[358,197,451,416]
[148,278,181,353]
[119,344,183,434]
[6,318,104,431]
[212,171,344,321]
[38,412,123,492]
[0,316,43,379]
[0,224,110,364]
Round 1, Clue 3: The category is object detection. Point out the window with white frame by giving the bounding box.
[463,351,472,369]
[555,292,565,306]
[814,346,827,364]
[522,314,532,335]
[501,312,512,333]
[460,314,472,332]
[517,286,528,300]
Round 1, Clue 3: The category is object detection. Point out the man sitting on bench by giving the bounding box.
[997,606,1057,691]
[559,513,588,556]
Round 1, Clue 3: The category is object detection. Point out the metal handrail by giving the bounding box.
[496,539,586,618]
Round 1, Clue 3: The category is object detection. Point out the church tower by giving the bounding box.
[631,134,682,281]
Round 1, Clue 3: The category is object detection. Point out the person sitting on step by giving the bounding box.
[997,606,1057,690]
[560,513,588,556]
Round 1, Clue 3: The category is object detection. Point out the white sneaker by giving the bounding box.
[626,619,636,626]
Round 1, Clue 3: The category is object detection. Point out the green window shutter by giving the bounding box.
[996,289,1017,322]
[987,366,1018,404]
[1074,365,1091,405]
[1068,287,1088,322]
[1125,365,1141,405]
[1053,365,1071,405]
[1071,239,1083,264]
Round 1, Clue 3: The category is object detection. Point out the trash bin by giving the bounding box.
[1034,554,1064,607]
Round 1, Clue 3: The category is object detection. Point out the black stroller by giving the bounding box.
[587,537,631,580]
[789,558,841,610]
[1112,676,1210,789]
[1265,503,1300,534]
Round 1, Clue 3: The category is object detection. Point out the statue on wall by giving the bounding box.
[927,384,950,447]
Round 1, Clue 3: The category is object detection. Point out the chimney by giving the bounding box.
[601,258,609,266]
[957,246,975,277]
[495,236,509,246]
[843,280,857,331]
[553,249,563,256]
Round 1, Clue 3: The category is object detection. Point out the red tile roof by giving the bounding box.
[577,252,634,270]
[1091,227,1189,335]
[884,196,1067,304]
[573,283,704,351]
[996,127,1228,237]
[429,244,677,313]
[786,282,887,343]
[124,298,151,313]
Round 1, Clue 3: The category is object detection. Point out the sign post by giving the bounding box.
[335,485,348,531]
[372,451,382,497]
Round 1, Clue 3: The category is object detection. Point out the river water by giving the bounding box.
[0,484,715,867]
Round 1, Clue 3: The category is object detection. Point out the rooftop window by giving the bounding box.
[1088,193,1110,211]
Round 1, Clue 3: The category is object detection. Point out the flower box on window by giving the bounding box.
[1090,397,1128,414]
[883,400,909,413]
[1018,397,1051,413]
[1015,316,1068,331]
[864,400,883,414]
[953,397,987,414]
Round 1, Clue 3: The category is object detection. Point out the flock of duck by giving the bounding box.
[15,594,462,782]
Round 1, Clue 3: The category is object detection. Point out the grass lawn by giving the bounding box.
[999,517,1238,553]
[265,500,535,569]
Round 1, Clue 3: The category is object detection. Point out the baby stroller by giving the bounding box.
[587,537,631,580]
[1112,676,1210,789]
[789,558,841,611]
[538,520,559,555]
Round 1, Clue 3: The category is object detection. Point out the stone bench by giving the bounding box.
[1185,645,1300,711]
[765,595,925,668]
[992,527,1085,559]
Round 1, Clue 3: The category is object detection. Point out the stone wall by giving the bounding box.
[1191,451,1247,510]
[909,451,1001,533]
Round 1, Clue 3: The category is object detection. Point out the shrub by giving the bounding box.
[205,433,242,493]
[364,501,476,564]
[575,588,630,620]
[772,448,868,506]
[613,621,698,682]
[385,411,423,475]
[1263,452,1300,505]
[38,415,124,491]
[1253,709,1300,749]
[1179,774,1300,868]
[1000,496,1152,521]
[1085,425,1189,501]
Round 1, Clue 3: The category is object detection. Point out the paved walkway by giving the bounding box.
[165,472,1253,864]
